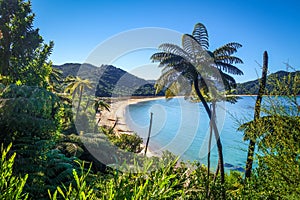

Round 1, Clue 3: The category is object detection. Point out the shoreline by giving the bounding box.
[99,96,166,157]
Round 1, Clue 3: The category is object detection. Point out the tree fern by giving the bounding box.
[192,22,209,50]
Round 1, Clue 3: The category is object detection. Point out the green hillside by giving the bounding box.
[53,63,164,97]
[54,64,299,96]
[235,70,300,95]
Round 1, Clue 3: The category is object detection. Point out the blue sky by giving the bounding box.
[31,0,300,82]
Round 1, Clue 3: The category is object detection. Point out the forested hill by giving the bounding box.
[235,70,300,95]
[53,63,163,97]
[53,64,299,96]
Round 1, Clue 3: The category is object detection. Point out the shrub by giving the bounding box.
[108,133,143,153]
[0,143,28,200]
[48,161,95,200]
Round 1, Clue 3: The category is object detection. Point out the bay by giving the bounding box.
[125,96,298,172]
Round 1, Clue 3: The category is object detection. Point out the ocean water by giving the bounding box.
[125,96,298,172]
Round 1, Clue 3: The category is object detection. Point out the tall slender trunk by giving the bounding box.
[1,20,11,76]
[75,86,83,122]
[245,51,268,178]
[207,103,215,198]
[84,99,90,112]
[144,112,153,156]
[194,79,225,199]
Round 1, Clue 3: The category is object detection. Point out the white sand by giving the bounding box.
[98,96,166,157]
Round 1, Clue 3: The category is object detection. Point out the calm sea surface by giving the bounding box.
[125,96,298,171]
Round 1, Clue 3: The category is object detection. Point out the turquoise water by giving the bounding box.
[125,96,298,172]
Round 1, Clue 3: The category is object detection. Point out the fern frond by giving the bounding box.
[158,43,192,61]
[215,62,244,75]
[192,23,209,50]
[182,34,204,58]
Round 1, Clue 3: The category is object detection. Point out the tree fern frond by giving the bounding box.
[219,70,237,91]
[192,23,209,50]
[47,168,74,186]
[182,34,204,59]
[215,62,244,75]
[214,46,237,56]
[224,42,242,49]
[158,43,192,60]
[151,52,173,62]
[214,42,242,56]
[155,69,180,94]
[214,56,243,65]
[159,55,186,66]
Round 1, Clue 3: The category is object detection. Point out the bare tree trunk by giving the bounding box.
[144,112,153,156]
[207,103,214,198]
[75,86,83,122]
[194,79,225,199]
[108,118,118,135]
[213,162,220,183]
[245,51,269,178]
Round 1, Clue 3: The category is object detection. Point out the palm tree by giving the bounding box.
[94,98,110,125]
[151,23,243,195]
[64,76,93,122]
[48,67,63,93]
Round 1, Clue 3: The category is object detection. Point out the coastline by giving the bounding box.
[99,96,166,157]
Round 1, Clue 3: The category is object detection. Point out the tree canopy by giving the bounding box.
[0,0,53,87]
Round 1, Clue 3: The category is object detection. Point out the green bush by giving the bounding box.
[0,84,61,144]
[0,143,28,200]
[95,153,186,199]
[48,161,95,200]
[108,132,143,153]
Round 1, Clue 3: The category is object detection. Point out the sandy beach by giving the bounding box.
[99,96,166,157]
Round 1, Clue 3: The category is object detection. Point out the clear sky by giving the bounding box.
[31,0,300,82]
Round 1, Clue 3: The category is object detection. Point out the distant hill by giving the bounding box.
[54,64,299,96]
[53,63,164,97]
[235,70,300,95]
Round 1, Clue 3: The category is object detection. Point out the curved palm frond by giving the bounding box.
[214,42,242,56]
[95,98,110,112]
[182,34,204,58]
[151,52,172,62]
[224,42,242,49]
[158,43,192,61]
[151,52,186,66]
[215,62,244,75]
[154,68,180,94]
[192,23,209,50]
[64,76,93,95]
[161,63,184,74]
[219,70,237,91]
[50,67,63,83]
[214,55,243,65]
[213,42,243,76]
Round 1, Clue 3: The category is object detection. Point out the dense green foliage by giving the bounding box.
[0,0,53,87]
[0,1,299,199]
[235,70,300,95]
[0,84,61,144]
[48,162,95,200]
[0,143,28,200]
[238,72,300,198]
[107,132,143,153]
